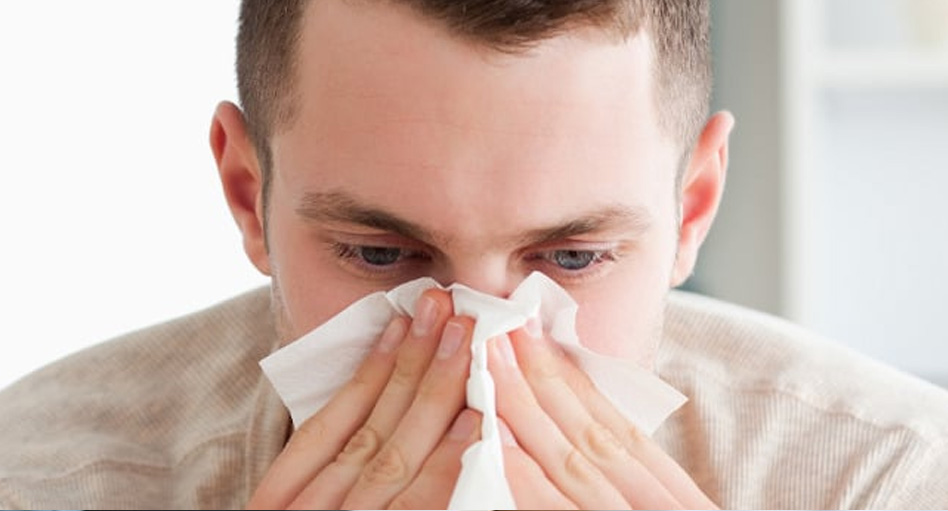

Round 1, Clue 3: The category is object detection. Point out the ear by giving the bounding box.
[670,111,734,287]
[209,101,271,276]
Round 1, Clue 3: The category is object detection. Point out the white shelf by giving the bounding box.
[817,48,948,88]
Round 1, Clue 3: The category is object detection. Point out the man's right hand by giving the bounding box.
[247,289,479,510]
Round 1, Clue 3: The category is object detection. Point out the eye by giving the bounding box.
[551,250,598,270]
[331,242,431,275]
[527,247,619,277]
[358,246,402,266]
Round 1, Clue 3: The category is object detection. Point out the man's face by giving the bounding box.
[264,0,684,366]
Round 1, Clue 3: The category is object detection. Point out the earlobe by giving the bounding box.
[670,111,734,287]
[210,101,272,276]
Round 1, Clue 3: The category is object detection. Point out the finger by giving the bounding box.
[510,326,716,509]
[247,315,409,509]
[368,289,456,435]
[290,289,455,509]
[506,327,684,509]
[487,334,628,510]
[388,409,481,510]
[497,416,577,510]
[343,315,475,509]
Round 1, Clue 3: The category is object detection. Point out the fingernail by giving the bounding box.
[411,295,438,338]
[448,411,477,441]
[496,335,518,368]
[498,418,517,446]
[525,317,543,338]
[436,321,465,360]
[377,317,406,353]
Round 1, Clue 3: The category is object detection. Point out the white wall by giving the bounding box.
[808,89,948,383]
[806,0,948,386]
[0,1,267,389]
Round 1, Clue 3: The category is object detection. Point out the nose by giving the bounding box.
[435,257,522,299]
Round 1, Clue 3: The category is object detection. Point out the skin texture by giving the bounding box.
[210,0,733,508]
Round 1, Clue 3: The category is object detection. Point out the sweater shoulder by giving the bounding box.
[0,287,278,509]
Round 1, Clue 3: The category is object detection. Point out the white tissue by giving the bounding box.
[260,272,687,510]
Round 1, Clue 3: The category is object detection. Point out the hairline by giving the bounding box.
[261,0,684,145]
[248,0,707,236]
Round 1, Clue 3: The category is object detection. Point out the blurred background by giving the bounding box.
[1,0,947,389]
[691,0,948,388]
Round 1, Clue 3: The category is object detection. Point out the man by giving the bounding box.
[2,0,947,509]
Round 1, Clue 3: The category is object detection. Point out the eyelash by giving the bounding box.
[329,242,620,281]
[525,249,619,279]
[331,242,432,275]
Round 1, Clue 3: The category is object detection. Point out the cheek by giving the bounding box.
[266,211,385,341]
[571,248,674,365]
[573,283,665,365]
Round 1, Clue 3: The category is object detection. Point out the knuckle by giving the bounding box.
[533,360,561,380]
[349,363,373,388]
[414,373,459,402]
[624,422,648,446]
[583,422,624,461]
[390,357,422,389]
[413,379,443,401]
[362,445,409,486]
[521,346,561,381]
[564,447,598,484]
[388,488,426,510]
[336,426,382,466]
[288,416,328,450]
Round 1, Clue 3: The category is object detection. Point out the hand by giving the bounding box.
[486,323,718,509]
[247,289,482,510]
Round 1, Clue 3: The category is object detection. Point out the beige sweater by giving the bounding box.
[1,288,947,509]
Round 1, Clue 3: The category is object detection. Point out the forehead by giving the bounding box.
[270,0,678,240]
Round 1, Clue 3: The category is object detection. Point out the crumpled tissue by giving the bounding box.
[259,271,687,510]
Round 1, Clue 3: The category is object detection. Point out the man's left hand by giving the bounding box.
[480,322,719,509]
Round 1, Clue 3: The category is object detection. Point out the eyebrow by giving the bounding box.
[298,191,441,243]
[297,190,652,247]
[516,206,652,246]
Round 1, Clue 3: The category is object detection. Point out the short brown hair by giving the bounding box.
[237,0,711,202]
